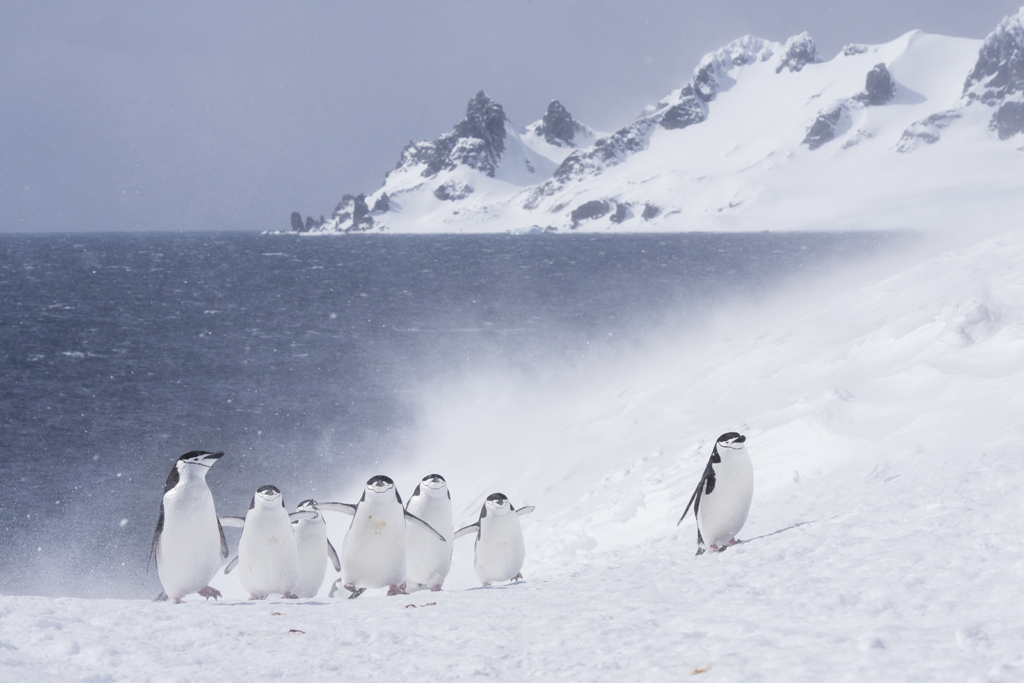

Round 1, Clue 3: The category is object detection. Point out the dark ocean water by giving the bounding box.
[0,231,901,598]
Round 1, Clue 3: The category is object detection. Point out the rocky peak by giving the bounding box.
[396,91,510,178]
[776,32,822,74]
[857,63,897,105]
[536,100,583,147]
[964,7,1024,104]
[454,91,507,156]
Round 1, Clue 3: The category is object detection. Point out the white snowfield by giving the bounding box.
[3,222,1024,679]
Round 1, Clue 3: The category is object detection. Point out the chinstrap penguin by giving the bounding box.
[404,474,454,592]
[291,499,341,598]
[314,475,444,599]
[454,493,534,587]
[150,450,227,604]
[221,485,315,600]
[677,432,753,555]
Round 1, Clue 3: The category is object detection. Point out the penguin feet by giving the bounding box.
[249,593,269,600]
[695,547,706,556]
[387,582,408,596]
[430,584,443,592]
[282,592,298,600]
[172,597,185,604]
[511,573,523,582]
[343,583,367,600]
[198,586,222,601]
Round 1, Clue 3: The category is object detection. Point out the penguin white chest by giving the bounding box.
[342,505,406,589]
[405,493,454,590]
[474,514,526,584]
[293,520,329,598]
[157,484,222,599]
[697,451,754,547]
[238,507,300,596]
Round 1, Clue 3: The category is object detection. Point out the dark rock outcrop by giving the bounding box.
[331,194,374,232]
[433,181,474,201]
[856,63,897,105]
[610,203,630,223]
[535,101,585,147]
[963,8,1024,104]
[372,193,390,212]
[993,100,1024,139]
[803,103,848,150]
[570,200,610,228]
[896,110,961,152]
[776,33,821,74]
[843,44,869,57]
[641,203,661,220]
[290,212,305,232]
[660,89,708,130]
[397,91,509,178]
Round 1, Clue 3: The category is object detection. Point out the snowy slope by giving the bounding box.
[291,8,1024,235]
[4,223,1024,680]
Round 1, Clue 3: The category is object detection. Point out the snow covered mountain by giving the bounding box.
[291,8,1023,235]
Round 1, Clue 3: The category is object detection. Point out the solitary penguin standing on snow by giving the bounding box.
[405,474,454,592]
[677,432,753,555]
[455,493,534,587]
[291,499,341,598]
[150,450,228,603]
[221,485,315,600]
[314,475,445,599]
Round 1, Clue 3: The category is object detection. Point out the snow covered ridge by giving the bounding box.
[287,7,1024,235]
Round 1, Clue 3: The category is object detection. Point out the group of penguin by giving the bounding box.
[150,431,752,603]
[150,455,535,603]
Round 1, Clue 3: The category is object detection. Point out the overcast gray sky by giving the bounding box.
[1,1,1019,232]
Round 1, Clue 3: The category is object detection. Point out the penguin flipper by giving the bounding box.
[218,518,228,558]
[676,456,717,526]
[515,506,536,516]
[404,510,446,542]
[288,511,318,521]
[149,504,165,571]
[327,539,341,572]
[224,556,239,574]
[677,480,703,526]
[219,516,246,528]
[454,523,479,540]
[314,502,357,515]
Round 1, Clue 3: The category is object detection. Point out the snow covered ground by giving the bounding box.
[3,223,1023,681]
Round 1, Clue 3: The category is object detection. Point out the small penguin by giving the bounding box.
[291,499,341,599]
[454,493,534,587]
[150,450,227,604]
[314,475,445,599]
[221,485,315,600]
[405,474,454,592]
[677,432,753,555]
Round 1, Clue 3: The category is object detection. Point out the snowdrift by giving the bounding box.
[3,223,1023,681]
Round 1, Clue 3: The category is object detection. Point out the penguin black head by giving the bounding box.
[422,473,447,489]
[296,499,317,511]
[164,451,223,493]
[366,475,395,492]
[482,492,512,517]
[715,433,747,452]
[250,485,284,509]
[176,451,224,467]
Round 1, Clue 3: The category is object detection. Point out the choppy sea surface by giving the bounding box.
[0,231,900,598]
